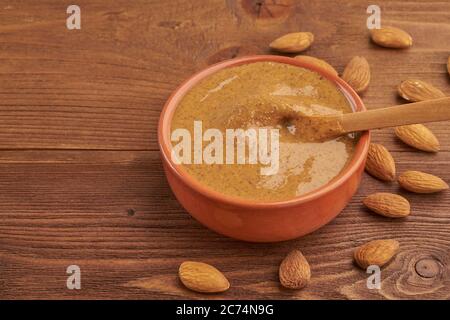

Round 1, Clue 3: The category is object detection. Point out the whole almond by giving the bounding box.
[294,55,338,76]
[342,56,370,93]
[363,193,410,218]
[370,26,412,49]
[279,250,311,289]
[395,124,440,152]
[270,32,314,53]
[365,143,396,181]
[354,239,399,269]
[398,79,445,102]
[179,261,230,293]
[398,171,449,194]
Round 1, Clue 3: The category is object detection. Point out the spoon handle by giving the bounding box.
[340,97,450,133]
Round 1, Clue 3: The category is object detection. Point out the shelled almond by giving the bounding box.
[342,56,371,93]
[354,239,400,269]
[370,26,412,49]
[179,261,230,293]
[294,55,338,76]
[395,124,440,152]
[279,250,311,289]
[363,193,410,218]
[398,79,445,102]
[270,32,314,53]
[398,171,449,194]
[365,143,396,181]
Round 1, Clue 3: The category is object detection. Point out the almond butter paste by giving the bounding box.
[170,62,358,201]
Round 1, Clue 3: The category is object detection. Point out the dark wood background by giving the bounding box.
[0,0,449,300]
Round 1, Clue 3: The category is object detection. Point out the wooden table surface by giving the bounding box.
[0,0,449,300]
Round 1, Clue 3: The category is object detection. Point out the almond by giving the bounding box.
[270,32,314,53]
[395,124,440,152]
[398,171,449,194]
[342,56,370,93]
[279,250,311,289]
[363,193,410,218]
[354,239,399,269]
[398,79,445,102]
[365,143,396,181]
[179,261,230,293]
[370,26,412,49]
[294,55,338,76]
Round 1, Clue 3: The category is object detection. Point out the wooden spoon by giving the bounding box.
[293,97,450,141]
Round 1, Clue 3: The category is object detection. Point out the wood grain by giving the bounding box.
[0,0,449,299]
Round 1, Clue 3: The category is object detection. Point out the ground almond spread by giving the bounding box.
[170,62,358,201]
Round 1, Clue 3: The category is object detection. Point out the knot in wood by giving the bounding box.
[414,258,441,278]
[241,0,294,19]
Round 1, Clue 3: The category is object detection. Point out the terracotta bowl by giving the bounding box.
[158,55,370,242]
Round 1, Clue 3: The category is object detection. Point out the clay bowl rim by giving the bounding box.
[158,55,370,209]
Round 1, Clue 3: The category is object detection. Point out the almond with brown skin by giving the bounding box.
[294,55,338,76]
[395,124,440,152]
[398,171,449,194]
[179,261,230,293]
[363,193,410,218]
[365,143,396,181]
[370,26,412,49]
[342,56,371,93]
[270,32,314,53]
[398,79,445,102]
[354,239,399,269]
[279,250,311,289]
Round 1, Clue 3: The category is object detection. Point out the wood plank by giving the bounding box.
[0,0,449,300]
[0,0,449,150]
[0,150,448,299]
